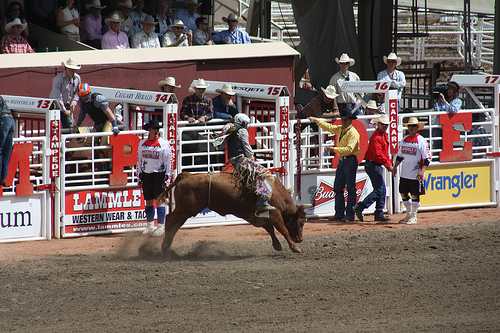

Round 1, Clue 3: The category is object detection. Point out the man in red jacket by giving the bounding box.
[353,115,393,222]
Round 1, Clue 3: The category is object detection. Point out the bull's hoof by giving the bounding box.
[272,242,283,251]
[291,246,302,253]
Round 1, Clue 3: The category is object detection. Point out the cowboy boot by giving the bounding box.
[256,195,276,214]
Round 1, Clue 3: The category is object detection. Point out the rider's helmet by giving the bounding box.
[77,83,91,96]
[234,113,250,128]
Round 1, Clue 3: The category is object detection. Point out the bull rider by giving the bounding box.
[221,113,275,215]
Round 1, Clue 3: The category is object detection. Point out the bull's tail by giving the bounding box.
[158,172,193,203]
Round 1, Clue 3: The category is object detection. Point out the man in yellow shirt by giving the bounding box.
[309,107,360,222]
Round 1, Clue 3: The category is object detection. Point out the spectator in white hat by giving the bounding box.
[162,19,191,47]
[213,84,238,120]
[131,15,160,48]
[80,0,106,48]
[109,0,136,35]
[172,0,201,33]
[212,13,250,45]
[158,77,181,93]
[102,13,130,49]
[180,78,213,124]
[377,52,406,101]
[1,18,34,54]
[297,85,339,119]
[329,53,363,110]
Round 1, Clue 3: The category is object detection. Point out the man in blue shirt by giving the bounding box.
[172,0,200,33]
[212,13,250,45]
[212,84,238,120]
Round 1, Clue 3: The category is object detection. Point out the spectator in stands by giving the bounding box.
[353,115,393,223]
[102,13,130,49]
[131,15,160,48]
[157,76,180,93]
[27,0,58,32]
[296,85,339,119]
[137,119,173,237]
[432,81,462,150]
[162,20,191,47]
[309,107,361,222]
[433,81,461,115]
[180,78,213,123]
[363,92,385,113]
[212,13,250,45]
[0,95,15,187]
[213,84,238,120]
[128,0,147,39]
[49,58,82,131]
[358,100,381,129]
[392,117,431,225]
[110,0,135,35]
[2,1,29,38]
[172,0,200,33]
[75,83,120,161]
[80,0,106,49]
[193,16,212,45]
[1,18,35,54]
[377,52,406,103]
[329,53,363,110]
[155,0,171,41]
[56,0,81,41]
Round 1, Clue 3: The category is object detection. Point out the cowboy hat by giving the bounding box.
[117,0,136,9]
[320,85,339,100]
[157,77,181,89]
[105,13,123,25]
[335,53,355,66]
[403,117,425,130]
[143,119,162,130]
[374,114,390,125]
[140,15,158,25]
[365,100,378,110]
[170,19,186,28]
[190,78,209,89]
[340,107,357,120]
[85,0,106,10]
[185,0,202,6]
[61,58,81,70]
[215,84,236,96]
[222,13,241,23]
[5,18,27,33]
[383,52,402,66]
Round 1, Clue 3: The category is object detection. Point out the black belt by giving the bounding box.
[339,155,355,160]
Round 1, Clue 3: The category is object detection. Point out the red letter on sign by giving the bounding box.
[109,134,140,186]
[2,143,34,196]
[439,113,473,162]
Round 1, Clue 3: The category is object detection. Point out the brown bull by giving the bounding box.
[160,172,312,254]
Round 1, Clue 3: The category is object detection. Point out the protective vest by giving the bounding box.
[81,93,108,124]
[226,124,245,160]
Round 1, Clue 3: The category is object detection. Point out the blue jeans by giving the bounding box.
[358,159,386,218]
[0,115,15,181]
[334,155,358,218]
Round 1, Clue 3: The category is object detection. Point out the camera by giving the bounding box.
[432,84,448,100]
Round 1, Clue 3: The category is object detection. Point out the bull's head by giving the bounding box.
[285,204,312,243]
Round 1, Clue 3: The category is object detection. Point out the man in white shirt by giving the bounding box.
[162,20,191,47]
[131,15,159,48]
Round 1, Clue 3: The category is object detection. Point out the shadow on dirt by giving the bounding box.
[114,233,254,262]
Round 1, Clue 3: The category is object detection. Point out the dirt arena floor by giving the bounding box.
[1,207,499,332]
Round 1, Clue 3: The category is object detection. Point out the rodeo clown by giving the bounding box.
[137,119,173,236]
[220,113,276,215]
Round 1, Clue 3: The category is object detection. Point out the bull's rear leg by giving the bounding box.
[161,211,190,256]
[263,225,283,251]
[271,213,302,253]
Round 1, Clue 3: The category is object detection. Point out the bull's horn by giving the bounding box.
[299,204,313,209]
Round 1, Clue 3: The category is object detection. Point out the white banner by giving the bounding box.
[0,196,43,241]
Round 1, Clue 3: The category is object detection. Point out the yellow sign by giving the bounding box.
[420,164,491,206]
